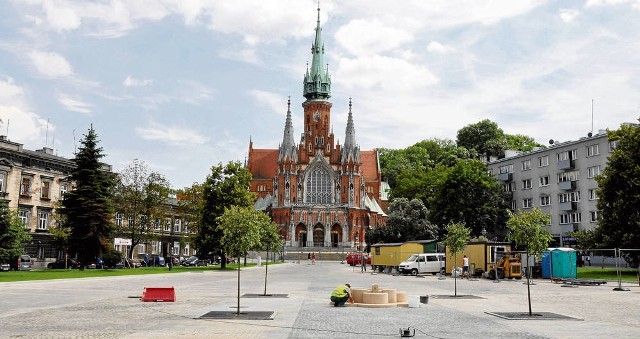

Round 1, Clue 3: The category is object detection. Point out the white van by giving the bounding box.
[399,253,445,276]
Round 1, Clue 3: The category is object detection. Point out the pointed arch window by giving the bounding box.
[305,166,332,204]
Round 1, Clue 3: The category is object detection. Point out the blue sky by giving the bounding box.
[1,0,639,189]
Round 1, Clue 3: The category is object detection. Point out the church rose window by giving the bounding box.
[306,167,332,204]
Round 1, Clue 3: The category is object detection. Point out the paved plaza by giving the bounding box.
[0,261,638,338]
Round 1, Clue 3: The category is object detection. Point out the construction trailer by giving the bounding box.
[445,241,512,276]
[370,240,439,273]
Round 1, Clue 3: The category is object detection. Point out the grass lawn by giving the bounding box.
[0,262,283,283]
[577,267,640,283]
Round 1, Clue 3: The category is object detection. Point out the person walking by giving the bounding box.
[307,252,311,265]
[361,254,367,272]
[311,252,316,265]
[330,283,353,307]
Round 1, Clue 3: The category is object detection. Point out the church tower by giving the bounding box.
[247,6,387,250]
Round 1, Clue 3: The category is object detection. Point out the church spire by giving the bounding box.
[341,98,360,163]
[278,97,298,163]
[303,5,331,100]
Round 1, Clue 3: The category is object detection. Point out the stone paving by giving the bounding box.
[0,262,638,338]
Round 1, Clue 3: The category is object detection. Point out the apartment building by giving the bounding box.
[487,130,618,246]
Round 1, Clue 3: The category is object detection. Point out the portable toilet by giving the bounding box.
[541,248,577,279]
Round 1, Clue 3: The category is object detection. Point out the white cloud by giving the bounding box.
[177,81,214,105]
[57,94,92,113]
[249,90,287,115]
[559,8,580,22]
[0,77,49,144]
[123,76,153,87]
[335,19,413,56]
[218,48,261,65]
[28,50,73,78]
[336,55,439,91]
[135,123,208,146]
[427,41,454,54]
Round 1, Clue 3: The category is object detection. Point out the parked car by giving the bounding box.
[149,255,165,267]
[85,258,105,269]
[183,256,199,266]
[346,253,371,266]
[12,255,32,271]
[48,258,79,269]
[0,263,10,271]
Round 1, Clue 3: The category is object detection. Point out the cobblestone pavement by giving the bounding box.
[0,262,638,338]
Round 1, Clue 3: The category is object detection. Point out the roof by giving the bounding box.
[248,148,278,179]
[360,150,379,181]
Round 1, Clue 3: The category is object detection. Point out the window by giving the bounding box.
[38,211,49,230]
[557,149,577,161]
[41,180,51,199]
[538,156,549,167]
[522,179,532,190]
[523,198,533,208]
[164,218,171,232]
[499,164,514,174]
[115,213,123,226]
[0,172,4,192]
[558,170,579,183]
[590,211,600,223]
[154,218,161,230]
[510,200,516,210]
[560,213,581,224]
[609,140,619,152]
[60,182,68,198]
[128,216,134,226]
[587,166,601,178]
[183,245,189,256]
[174,219,181,233]
[540,196,551,206]
[184,221,189,234]
[19,209,30,228]
[559,191,580,203]
[560,214,570,224]
[588,189,598,200]
[586,144,599,157]
[539,176,550,187]
[522,159,531,171]
[20,177,32,195]
[305,166,332,204]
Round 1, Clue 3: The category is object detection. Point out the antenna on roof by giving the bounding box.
[45,118,49,147]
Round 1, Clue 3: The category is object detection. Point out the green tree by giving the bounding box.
[196,161,254,269]
[218,206,271,314]
[428,159,509,239]
[0,203,31,264]
[366,198,437,245]
[59,127,114,267]
[507,208,552,316]
[595,121,640,267]
[456,119,507,159]
[113,159,171,259]
[258,218,281,296]
[176,182,204,249]
[444,222,470,296]
[505,134,543,152]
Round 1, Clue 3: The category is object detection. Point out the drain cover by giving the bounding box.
[199,311,274,320]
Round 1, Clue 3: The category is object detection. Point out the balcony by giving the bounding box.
[558,180,576,190]
[559,201,577,211]
[557,159,575,170]
[560,223,580,233]
[497,172,512,182]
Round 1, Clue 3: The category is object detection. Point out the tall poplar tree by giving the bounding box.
[59,127,114,267]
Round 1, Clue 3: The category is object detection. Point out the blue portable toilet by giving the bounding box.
[542,248,577,279]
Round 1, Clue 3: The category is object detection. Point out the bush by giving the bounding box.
[102,248,122,268]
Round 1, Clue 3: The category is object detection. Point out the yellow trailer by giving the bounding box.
[370,240,438,272]
[445,241,511,276]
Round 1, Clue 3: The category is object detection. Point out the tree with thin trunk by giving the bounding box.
[218,206,270,315]
[507,208,551,316]
[0,203,31,264]
[445,222,470,297]
[258,220,281,296]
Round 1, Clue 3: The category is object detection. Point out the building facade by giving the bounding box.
[486,130,617,246]
[247,8,387,249]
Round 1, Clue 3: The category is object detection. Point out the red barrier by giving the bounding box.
[141,287,176,302]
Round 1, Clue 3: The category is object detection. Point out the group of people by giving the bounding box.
[307,252,316,265]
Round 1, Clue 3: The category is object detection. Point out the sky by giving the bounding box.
[1,0,640,189]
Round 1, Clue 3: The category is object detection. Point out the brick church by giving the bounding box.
[247,7,387,249]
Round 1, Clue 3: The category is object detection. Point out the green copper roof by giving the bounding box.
[303,6,331,100]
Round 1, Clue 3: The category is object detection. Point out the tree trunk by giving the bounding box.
[527,251,532,316]
[236,255,241,315]
[264,250,269,296]
[454,253,458,297]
